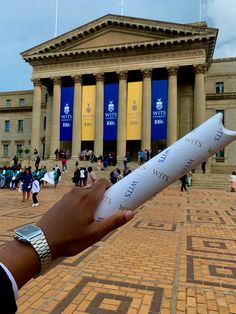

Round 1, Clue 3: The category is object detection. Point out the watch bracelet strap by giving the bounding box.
[31,234,51,276]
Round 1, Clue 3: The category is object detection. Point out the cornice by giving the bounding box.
[23,34,215,64]
[21,14,217,58]
[0,106,32,113]
[212,57,236,63]
[31,49,205,80]
[206,92,236,101]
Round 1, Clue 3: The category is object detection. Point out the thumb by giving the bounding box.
[92,210,134,240]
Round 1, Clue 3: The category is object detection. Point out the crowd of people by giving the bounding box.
[72,166,96,188]
[4,147,236,205]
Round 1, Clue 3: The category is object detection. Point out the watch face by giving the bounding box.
[15,224,40,238]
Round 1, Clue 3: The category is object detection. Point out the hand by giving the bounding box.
[37,178,134,260]
[0,179,134,290]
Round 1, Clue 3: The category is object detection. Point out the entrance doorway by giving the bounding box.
[126,140,141,161]
[103,141,116,156]
[151,140,166,156]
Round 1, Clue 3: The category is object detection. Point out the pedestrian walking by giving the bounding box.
[31,175,40,207]
[180,174,188,192]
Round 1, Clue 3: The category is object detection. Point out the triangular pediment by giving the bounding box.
[21,14,218,63]
[59,28,167,52]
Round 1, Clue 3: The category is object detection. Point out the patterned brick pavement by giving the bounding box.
[1,175,236,313]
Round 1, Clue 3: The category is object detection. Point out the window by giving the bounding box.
[3,144,9,157]
[5,120,10,132]
[44,116,46,130]
[16,144,23,157]
[216,82,224,94]
[216,149,225,161]
[216,109,224,124]
[18,120,23,132]
[19,98,25,106]
[5,99,11,107]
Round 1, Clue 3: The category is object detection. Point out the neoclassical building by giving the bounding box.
[22,14,218,159]
[1,14,236,172]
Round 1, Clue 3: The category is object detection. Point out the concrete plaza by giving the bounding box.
[0,174,236,313]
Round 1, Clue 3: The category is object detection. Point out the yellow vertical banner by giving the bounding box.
[81,85,96,140]
[126,81,143,140]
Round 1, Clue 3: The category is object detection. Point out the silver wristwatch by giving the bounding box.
[14,224,51,276]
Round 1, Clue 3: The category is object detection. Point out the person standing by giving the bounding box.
[54,168,61,188]
[201,161,207,174]
[61,158,67,173]
[54,148,59,161]
[21,168,32,202]
[12,155,18,167]
[138,150,145,165]
[75,160,79,168]
[229,171,236,192]
[33,149,38,162]
[31,176,40,207]
[35,155,41,171]
[123,156,128,170]
[84,167,96,189]
[187,171,192,187]
[72,168,80,186]
[79,167,86,187]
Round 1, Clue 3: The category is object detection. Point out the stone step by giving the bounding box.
[24,159,231,190]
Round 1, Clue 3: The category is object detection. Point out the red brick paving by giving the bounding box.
[1,173,236,313]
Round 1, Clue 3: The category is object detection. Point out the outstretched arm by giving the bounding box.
[0,179,134,289]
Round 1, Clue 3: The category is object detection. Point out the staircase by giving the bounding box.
[186,173,229,190]
[23,159,231,190]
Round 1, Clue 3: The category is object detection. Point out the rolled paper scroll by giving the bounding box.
[95,113,236,220]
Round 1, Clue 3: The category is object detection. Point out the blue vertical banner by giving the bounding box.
[151,80,168,140]
[104,83,119,140]
[60,86,74,141]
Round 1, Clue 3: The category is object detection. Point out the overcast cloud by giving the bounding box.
[0,0,235,92]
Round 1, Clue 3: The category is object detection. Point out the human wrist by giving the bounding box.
[36,222,60,261]
[0,240,40,289]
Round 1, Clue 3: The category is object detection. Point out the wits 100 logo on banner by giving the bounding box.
[126,82,143,140]
[103,83,118,141]
[151,80,168,140]
[60,86,74,141]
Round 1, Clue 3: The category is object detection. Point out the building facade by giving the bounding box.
[1,15,236,172]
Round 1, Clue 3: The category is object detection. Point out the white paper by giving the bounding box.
[95,113,236,220]
[41,171,55,185]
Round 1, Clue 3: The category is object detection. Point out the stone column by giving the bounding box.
[94,73,104,157]
[117,71,128,159]
[31,79,42,154]
[50,77,61,159]
[141,68,152,151]
[71,75,82,159]
[167,66,178,146]
[194,64,206,127]
[45,89,53,159]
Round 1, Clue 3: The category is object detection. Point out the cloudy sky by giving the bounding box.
[0,0,235,92]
